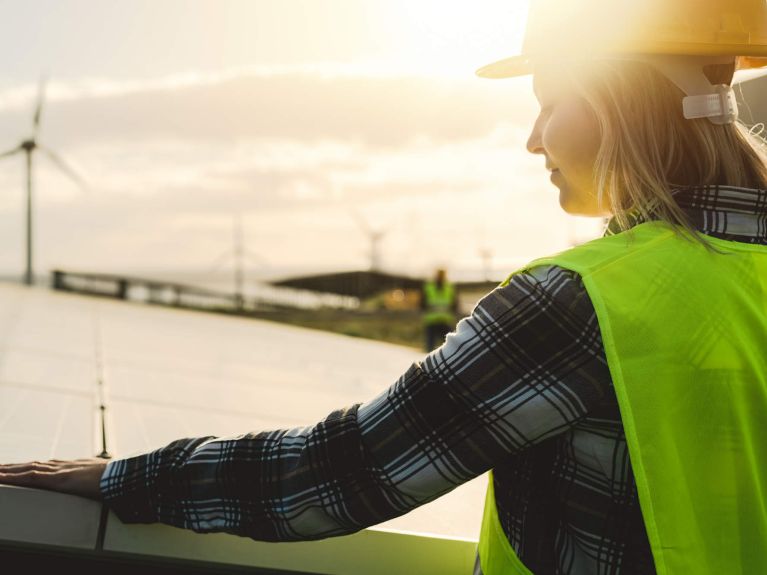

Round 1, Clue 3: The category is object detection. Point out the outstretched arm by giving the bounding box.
[0,265,609,541]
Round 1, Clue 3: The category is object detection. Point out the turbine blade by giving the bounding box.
[40,147,89,193]
[33,77,47,137]
[0,145,22,160]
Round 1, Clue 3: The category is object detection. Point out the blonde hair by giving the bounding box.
[569,60,767,234]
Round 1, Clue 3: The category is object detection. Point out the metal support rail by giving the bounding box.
[51,269,360,313]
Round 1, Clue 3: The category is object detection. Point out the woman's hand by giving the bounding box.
[0,458,108,501]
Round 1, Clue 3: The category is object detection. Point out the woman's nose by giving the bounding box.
[526,120,544,155]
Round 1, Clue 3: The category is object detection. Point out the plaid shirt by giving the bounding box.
[101,185,767,575]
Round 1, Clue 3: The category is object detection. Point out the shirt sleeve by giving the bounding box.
[100,265,611,541]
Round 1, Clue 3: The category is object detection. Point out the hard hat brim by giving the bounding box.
[476,56,532,79]
[476,53,767,80]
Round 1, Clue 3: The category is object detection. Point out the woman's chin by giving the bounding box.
[557,189,584,215]
[558,189,605,217]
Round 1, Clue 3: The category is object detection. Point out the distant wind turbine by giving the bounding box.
[478,247,494,282]
[473,223,494,282]
[208,215,265,308]
[0,77,88,286]
[351,209,389,272]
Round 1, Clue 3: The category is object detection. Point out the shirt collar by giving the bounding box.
[604,185,767,244]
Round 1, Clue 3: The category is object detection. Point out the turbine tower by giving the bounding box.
[0,78,87,285]
[478,247,493,282]
[352,210,389,272]
[208,215,264,309]
[475,224,493,282]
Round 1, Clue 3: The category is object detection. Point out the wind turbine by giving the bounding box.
[351,209,389,272]
[478,247,494,282]
[208,215,265,309]
[0,78,88,286]
[473,223,494,282]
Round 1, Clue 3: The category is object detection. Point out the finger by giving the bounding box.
[0,458,92,472]
[0,471,33,486]
[0,469,67,487]
[0,464,105,500]
[0,461,60,474]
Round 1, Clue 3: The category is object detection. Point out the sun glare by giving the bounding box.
[377,0,529,78]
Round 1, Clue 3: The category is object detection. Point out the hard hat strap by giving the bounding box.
[604,54,739,124]
[682,86,739,125]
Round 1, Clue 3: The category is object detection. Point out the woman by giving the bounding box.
[2,1,766,573]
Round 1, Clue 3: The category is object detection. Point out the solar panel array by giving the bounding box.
[0,282,484,539]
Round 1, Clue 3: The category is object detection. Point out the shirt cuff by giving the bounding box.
[100,454,163,524]
[99,436,215,526]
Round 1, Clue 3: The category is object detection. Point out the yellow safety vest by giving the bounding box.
[423,281,456,326]
[479,221,767,574]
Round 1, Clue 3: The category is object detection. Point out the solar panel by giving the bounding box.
[0,281,485,541]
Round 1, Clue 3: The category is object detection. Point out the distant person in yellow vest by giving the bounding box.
[421,268,458,351]
[3,2,767,574]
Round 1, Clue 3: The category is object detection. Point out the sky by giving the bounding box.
[0,0,604,283]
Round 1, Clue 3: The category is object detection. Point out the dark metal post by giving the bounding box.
[52,270,64,291]
[116,278,128,300]
[24,148,33,286]
[98,403,110,459]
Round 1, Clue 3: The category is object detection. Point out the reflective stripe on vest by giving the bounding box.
[479,221,767,575]
[423,281,456,325]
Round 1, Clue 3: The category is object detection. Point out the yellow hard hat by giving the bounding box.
[477,0,767,124]
[477,0,767,79]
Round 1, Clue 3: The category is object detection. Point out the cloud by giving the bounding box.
[0,67,604,281]
[0,66,536,149]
